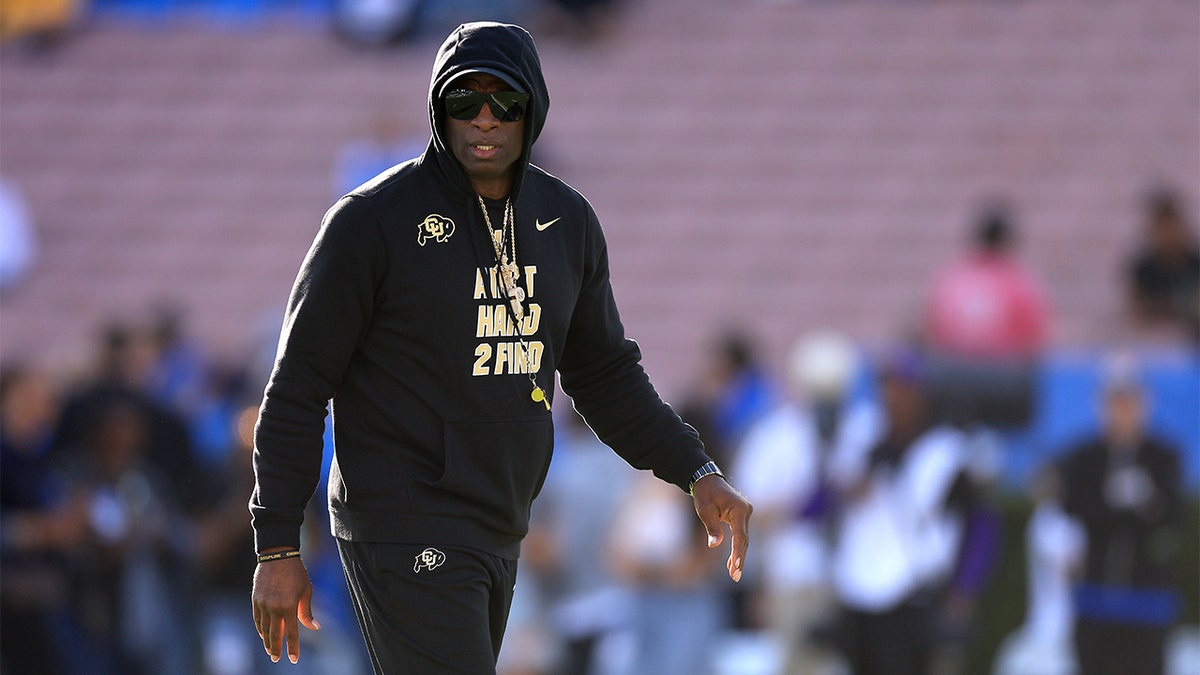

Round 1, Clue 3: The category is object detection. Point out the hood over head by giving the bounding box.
[427,21,549,200]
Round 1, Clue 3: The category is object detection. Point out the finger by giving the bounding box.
[285,611,301,665]
[255,605,272,646]
[255,607,269,639]
[726,535,744,582]
[266,615,283,662]
[298,582,322,632]
[724,522,740,582]
[727,504,752,583]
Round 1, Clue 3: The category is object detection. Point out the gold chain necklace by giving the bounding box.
[479,196,524,317]
[477,195,549,410]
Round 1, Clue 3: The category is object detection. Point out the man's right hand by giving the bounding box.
[251,550,321,664]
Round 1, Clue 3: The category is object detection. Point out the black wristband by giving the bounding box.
[257,549,301,564]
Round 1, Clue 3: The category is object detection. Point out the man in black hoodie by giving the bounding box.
[249,21,752,673]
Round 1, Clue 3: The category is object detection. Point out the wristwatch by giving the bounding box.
[689,461,725,494]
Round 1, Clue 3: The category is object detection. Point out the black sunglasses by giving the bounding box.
[444,89,530,123]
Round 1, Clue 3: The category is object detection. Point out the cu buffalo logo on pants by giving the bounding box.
[414,547,446,573]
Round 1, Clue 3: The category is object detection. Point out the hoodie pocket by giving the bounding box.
[427,416,554,537]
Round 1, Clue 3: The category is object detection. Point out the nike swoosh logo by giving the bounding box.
[535,217,561,231]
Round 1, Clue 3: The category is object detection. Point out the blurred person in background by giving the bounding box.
[144,301,211,422]
[1058,357,1184,675]
[678,329,777,632]
[923,202,1049,429]
[42,317,219,673]
[53,320,204,512]
[0,363,91,674]
[609,473,729,675]
[681,329,780,470]
[58,396,193,674]
[512,409,635,675]
[826,351,997,675]
[188,361,257,472]
[250,21,751,673]
[732,331,882,674]
[925,202,1049,362]
[1125,187,1200,343]
[992,464,1085,675]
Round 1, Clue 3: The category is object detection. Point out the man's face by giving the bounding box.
[443,73,525,198]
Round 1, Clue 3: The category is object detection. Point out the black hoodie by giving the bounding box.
[250,22,710,559]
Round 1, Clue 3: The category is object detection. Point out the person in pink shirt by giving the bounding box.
[927,205,1050,361]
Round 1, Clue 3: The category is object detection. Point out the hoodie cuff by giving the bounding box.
[251,514,303,554]
[652,438,713,494]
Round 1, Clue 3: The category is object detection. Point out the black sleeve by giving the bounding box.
[249,197,387,551]
[557,207,710,493]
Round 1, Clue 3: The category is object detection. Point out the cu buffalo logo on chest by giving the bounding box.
[417,214,455,246]
[414,547,446,573]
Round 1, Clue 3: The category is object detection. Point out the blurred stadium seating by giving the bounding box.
[1,0,1196,482]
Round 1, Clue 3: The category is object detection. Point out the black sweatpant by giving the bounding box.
[336,539,518,674]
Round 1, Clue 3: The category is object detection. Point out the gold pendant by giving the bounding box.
[501,263,519,286]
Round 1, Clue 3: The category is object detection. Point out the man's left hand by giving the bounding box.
[692,476,752,582]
